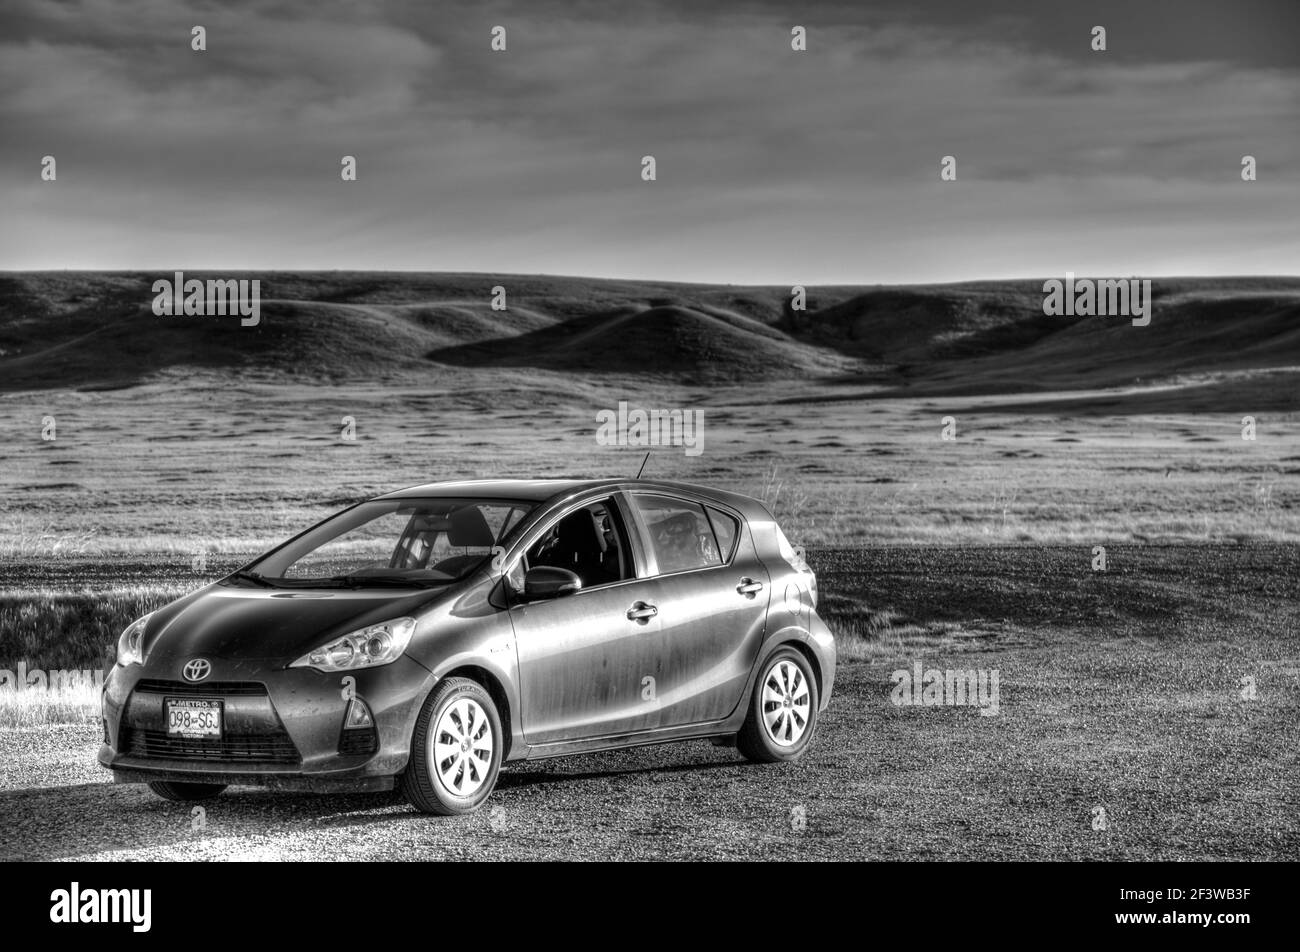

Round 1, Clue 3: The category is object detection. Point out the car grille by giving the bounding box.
[124,679,301,765]
[134,679,268,696]
[122,727,301,765]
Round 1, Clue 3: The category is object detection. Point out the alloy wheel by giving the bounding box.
[431,697,494,796]
[761,658,811,747]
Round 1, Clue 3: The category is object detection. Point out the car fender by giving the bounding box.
[735,619,836,718]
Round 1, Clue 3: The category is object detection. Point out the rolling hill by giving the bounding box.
[1,272,1298,408]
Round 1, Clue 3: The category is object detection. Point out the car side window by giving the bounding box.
[520,497,633,589]
[633,495,723,574]
[706,507,740,562]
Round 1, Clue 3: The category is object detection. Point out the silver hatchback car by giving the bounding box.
[101,478,836,814]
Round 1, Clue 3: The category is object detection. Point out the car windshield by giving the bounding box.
[234,498,536,588]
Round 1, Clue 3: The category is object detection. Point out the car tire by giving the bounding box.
[146,780,227,801]
[737,647,819,763]
[401,677,503,815]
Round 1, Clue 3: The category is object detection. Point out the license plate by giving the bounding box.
[165,698,223,738]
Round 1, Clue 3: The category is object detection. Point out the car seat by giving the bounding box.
[554,509,611,586]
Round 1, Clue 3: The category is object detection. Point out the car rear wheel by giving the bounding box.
[401,677,503,815]
[146,780,227,801]
[737,648,818,763]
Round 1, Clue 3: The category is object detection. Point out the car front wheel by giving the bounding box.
[401,677,503,815]
[737,648,819,763]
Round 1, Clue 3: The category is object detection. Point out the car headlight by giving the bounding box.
[117,612,153,666]
[290,617,416,672]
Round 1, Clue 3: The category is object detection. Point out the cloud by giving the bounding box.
[1,0,1297,280]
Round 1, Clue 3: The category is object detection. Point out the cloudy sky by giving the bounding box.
[2,0,1298,283]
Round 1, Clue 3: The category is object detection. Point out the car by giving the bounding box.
[99,478,836,814]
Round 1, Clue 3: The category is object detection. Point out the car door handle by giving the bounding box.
[626,602,658,621]
[736,578,764,596]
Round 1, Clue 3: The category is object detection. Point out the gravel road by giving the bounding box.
[2,545,1297,861]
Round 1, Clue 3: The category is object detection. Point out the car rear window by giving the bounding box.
[633,495,724,574]
[706,507,740,562]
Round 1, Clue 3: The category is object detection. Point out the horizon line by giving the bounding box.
[5,269,1300,290]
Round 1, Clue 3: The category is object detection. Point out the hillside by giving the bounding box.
[1,272,1298,406]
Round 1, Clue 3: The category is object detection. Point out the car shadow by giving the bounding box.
[0,753,754,859]
[496,756,746,790]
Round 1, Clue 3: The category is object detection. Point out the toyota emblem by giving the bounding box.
[182,658,212,682]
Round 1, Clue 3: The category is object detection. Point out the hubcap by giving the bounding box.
[761,659,811,747]
[431,697,494,796]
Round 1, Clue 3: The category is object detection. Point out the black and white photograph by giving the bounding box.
[1,0,1297,929]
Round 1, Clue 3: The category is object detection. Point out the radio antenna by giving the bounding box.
[634,451,650,479]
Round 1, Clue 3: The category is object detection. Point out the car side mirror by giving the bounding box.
[523,566,583,599]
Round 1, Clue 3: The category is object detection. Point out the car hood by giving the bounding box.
[143,583,452,664]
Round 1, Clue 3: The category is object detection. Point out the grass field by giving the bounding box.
[2,272,1297,556]
[1,377,1296,553]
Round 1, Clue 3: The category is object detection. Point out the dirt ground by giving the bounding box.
[3,544,1296,861]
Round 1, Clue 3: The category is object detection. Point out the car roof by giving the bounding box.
[374,477,767,516]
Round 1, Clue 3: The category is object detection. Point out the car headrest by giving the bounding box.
[447,506,495,548]
[556,510,603,551]
[654,511,699,541]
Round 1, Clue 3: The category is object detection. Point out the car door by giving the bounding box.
[626,493,770,729]
[509,494,668,745]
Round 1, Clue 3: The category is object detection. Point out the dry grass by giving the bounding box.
[818,599,972,660]
[3,384,1296,554]
[0,516,101,559]
[0,584,188,670]
[0,682,101,728]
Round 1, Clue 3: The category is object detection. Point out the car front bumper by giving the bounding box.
[99,653,433,790]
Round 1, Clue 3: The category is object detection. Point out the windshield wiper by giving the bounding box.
[229,570,277,588]
[329,574,442,589]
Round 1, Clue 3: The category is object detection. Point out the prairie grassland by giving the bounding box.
[2,275,1296,553]
[1,376,1296,556]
